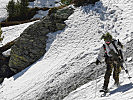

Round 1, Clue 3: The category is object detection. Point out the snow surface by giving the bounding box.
[0,0,133,99]
[32,10,49,19]
[0,21,37,46]
[33,0,61,8]
[0,0,12,22]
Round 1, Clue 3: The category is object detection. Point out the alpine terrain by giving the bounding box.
[0,0,133,100]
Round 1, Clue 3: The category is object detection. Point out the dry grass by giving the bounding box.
[1,19,39,27]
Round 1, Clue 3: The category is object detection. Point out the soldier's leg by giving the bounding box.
[113,63,121,85]
[103,64,113,90]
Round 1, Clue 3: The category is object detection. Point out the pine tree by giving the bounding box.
[6,0,16,19]
[6,0,29,21]
[15,0,21,17]
[20,0,29,19]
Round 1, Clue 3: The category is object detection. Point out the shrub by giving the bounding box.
[89,0,99,4]
[61,0,72,5]
[6,0,16,19]
[6,0,29,21]
[6,0,50,22]
[20,0,29,18]
[71,0,99,7]
[27,0,35,2]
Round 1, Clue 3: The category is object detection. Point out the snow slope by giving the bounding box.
[0,0,12,22]
[33,0,61,8]
[0,21,37,56]
[0,0,133,100]
[63,66,133,100]
[0,21,37,47]
[63,0,133,100]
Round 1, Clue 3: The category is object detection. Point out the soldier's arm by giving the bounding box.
[97,45,105,62]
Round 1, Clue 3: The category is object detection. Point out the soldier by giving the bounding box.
[96,33,124,92]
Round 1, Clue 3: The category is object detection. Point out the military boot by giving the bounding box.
[100,86,109,93]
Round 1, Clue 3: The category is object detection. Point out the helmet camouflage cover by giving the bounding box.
[101,32,112,41]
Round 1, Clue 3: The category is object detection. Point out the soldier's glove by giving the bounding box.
[96,59,101,65]
[120,59,124,63]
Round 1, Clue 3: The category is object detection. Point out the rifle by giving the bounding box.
[112,40,132,80]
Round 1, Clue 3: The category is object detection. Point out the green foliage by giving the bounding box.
[6,0,16,18]
[71,0,89,6]
[6,0,29,21]
[71,0,100,7]
[20,0,29,17]
[61,0,72,5]
[14,0,21,17]
[27,0,35,2]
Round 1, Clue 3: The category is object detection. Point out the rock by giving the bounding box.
[0,63,14,84]
[0,65,14,78]
[0,41,17,84]
[9,7,74,74]
[0,78,4,84]
[54,7,74,20]
[56,23,66,30]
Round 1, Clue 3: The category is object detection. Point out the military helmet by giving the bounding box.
[101,32,112,41]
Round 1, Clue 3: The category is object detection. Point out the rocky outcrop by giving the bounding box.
[0,55,10,83]
[9,7,74,73]
[0,40,16,83]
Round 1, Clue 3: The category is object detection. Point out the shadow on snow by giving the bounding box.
[80,1,109,21]
[110,82,133,95]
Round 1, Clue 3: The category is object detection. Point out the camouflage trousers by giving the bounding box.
[103,57,121,89]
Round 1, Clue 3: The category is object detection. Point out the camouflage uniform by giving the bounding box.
[96,37,123,90]
[103,57,122,89]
